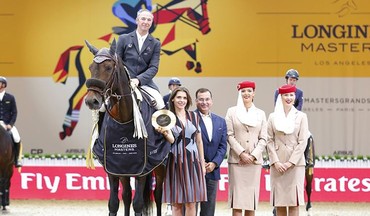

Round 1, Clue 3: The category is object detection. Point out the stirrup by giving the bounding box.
[15,161,23,168]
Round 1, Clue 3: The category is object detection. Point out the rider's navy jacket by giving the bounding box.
[0,92,17,126]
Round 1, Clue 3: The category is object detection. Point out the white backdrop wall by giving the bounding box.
[9,76,370,156]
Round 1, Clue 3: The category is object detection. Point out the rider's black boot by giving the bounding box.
[14,141,22,168]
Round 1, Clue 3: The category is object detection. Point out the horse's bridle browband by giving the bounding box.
[86,51,135,121]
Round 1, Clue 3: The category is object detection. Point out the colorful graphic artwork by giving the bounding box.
[53,0,211,140]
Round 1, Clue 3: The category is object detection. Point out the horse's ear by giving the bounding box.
[110,38,117,56]
[85,40,99,55]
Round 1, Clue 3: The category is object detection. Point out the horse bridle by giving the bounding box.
[86,53,133,102]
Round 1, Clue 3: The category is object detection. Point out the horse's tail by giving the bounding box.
[142,171,154,216]
[304,135,315,176]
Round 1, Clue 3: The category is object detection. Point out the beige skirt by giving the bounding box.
[270,165,305,207]
[228,163,262,210]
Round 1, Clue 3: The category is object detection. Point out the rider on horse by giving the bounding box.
[0,76,22,168]
[116,9,165,110]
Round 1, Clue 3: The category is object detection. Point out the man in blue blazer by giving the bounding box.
[274,69,304,110]
[195,88,227,216]
[116,9,164,109]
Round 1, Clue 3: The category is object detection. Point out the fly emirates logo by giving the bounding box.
[219,174,370,192]
[21,172,370,193]
[20,173,127,193]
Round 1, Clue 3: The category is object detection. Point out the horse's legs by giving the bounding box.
[121,177,132,216]
[4,189,9,206]
[132,176,146,216]
[58,48,86,140]
[108,174,120,216]
[305,135,315,211]
[305,168,314,211]
[154,165,166,216]
[133,174,153,216]
[0,191,3,210]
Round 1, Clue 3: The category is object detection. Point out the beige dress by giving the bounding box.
[225,106,267,210]
[266,110,309,207]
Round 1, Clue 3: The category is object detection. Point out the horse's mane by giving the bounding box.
[116,56,131,88]
[0,126,10,152]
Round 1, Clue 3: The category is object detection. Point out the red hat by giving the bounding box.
[237,81,255,91]
[278,84,296,94]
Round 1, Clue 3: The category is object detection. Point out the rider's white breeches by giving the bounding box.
[11,126,21,143]
[141,86,165,110]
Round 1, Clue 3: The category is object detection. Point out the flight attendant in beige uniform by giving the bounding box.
[225,80,267,216]
[267,84,309,216]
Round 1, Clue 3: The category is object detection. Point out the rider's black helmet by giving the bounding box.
[168,77,182,86]
[0,76,7,87]
[285,69,299,80]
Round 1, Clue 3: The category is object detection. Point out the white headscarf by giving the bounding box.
[236,91,258,127]
[273,94,296,134]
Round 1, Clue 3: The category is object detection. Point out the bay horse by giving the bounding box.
[0,125,14,211]
[84,39,169,216]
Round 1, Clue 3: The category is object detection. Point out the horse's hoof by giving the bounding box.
[186,61,195,70]
[65,127,72,136]
[195,62,202,73]
[108,213,117,216]
[59,131,66,140]
[307,208,313,216]
[306,202,312,211]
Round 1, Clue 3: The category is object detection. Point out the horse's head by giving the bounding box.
[84,39,118,110]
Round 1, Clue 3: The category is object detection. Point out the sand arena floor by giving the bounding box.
[2,200,370,216]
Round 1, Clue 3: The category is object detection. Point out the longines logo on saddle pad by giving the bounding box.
[111,137,138,155]
[93,114,146,176]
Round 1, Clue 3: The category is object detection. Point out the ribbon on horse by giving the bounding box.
[131,90,147,139]
[86,110,100,169]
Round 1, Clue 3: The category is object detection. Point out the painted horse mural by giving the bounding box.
[53,0,210,140]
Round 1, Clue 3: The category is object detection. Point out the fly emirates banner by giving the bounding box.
[10,166,370,202]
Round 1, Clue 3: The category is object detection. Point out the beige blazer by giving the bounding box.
[267,110,309,166]
[225,106,267,164]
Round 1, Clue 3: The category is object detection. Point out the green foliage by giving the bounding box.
[315,155,370,161]
[23,153,86,159]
